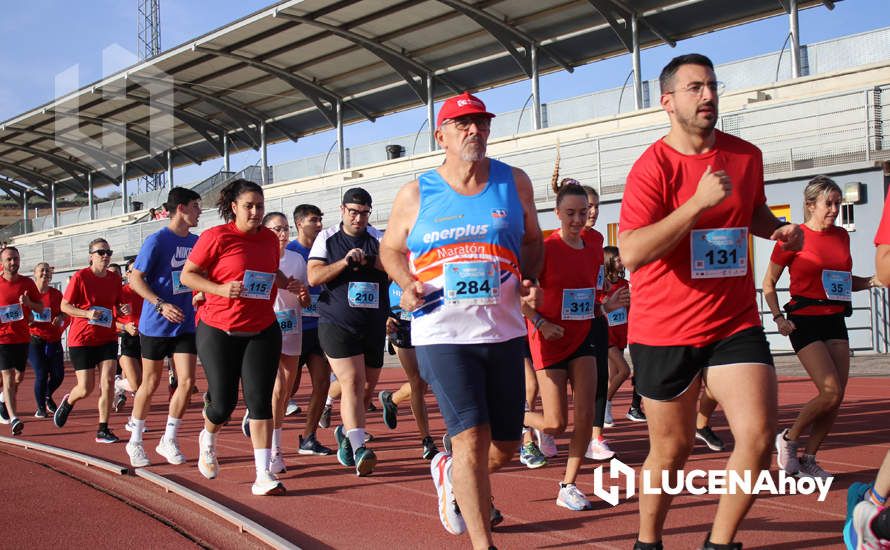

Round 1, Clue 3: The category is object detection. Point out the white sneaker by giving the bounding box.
[431,451,466,535]
[604,401,614,428]
[251,470,286,496]
[535,429,558,458]
[585,437,616,461]
[198,430,219,479]
[556,483,593,511]
[775,428,800,475]
[114,376,131,394]
[156,437,186,465]
[270,448,287,474]
[126,441,150,467]
[285,399,300,416]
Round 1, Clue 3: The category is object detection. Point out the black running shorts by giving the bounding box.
[629,326,774,401]
[69,342,118,371]
[787,313,848,353]
[0,343,29,372]
[318,321,385,369]
[140,332,197,361]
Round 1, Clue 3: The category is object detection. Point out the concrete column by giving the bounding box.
[50,183,57,228]
[22,191,28,231]
[87,172,95,221]
[427,73,436,152]
[632,15,643,110]
[121,162,128,215]
[789,0,801,78]
[531,44,542,130]
[260,123,268,185]
[336,100,345,171]
[166,150,174,187]
[223,134,230,172]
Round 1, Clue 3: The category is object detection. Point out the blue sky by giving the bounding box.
[0,0,887,191]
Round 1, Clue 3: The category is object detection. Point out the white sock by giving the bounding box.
[325,395,334,406]
[200,429,217,447]
[130,419,145,443]
[164,416,181,441]
[272,428,282,450]
[254,448,271,476]
[346,428,366,453]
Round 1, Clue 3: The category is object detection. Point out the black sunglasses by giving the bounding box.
[90,249,113,257]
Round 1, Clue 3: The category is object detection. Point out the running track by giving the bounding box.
[1,366,887,549]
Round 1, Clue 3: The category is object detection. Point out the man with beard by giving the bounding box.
[381,92,543,550]
[0,247,42,435]
[619,54,803,549]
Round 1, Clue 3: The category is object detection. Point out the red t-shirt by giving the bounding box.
[606,277,630,349]
[0,275,41,345]
[29,287,65,342]
[64,268,123,347]
[188,222,280,333]
[876,192,890,246]
[619,130,765,346]
[527,231,602,370]
[770,224,851,316]
[118,284,144,328]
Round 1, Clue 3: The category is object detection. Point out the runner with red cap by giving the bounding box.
[382,91,543,549]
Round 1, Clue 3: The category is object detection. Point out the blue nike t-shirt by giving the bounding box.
[134,226,199,337]
[286,239,321,331]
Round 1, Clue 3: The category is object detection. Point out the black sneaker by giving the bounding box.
[53,394,72,428]
[298,433,333,456]
[241,410,251,438]
[11,418,23,435]
[626,407,647,422]
[318,404,332,429]
[422,436,439,460]
[366,402,378,413]
[0,397,9,424]
[95,427,120,444]
[490,502,504,528]
[701,532,741,550]
[45,396,58,414]
[696,426,725,452]
[379,390,398,430]
[34,406,48,419]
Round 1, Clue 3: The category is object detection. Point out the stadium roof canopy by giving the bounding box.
[0,0,837,203]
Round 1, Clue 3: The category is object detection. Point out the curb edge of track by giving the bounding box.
[0,435,129,474]
[0,436,300,550]
[134,469,302,550]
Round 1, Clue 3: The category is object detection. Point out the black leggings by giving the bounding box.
[592,316,609,428]
[196,321,281,424]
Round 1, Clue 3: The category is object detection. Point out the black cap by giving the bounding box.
[342,187,372,207]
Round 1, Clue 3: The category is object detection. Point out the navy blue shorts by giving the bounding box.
[416,337,526,442]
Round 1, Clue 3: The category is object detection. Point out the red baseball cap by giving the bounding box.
[436,92,495,128]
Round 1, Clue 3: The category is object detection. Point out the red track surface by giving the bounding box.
[1,366,887,549]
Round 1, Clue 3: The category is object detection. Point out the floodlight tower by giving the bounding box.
[137,0,165,193]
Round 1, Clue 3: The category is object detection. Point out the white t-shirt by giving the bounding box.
[274,249,308,348]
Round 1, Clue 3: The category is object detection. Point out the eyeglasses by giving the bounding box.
[666,81,725,97]
[90,249,113,257]
[443,115,491,131]
[345,208,371,219]
[268,225,290,233]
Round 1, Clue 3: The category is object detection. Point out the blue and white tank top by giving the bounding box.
[405,158,525,345]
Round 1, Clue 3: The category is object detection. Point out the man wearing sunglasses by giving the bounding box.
[307,187,388,476]
[381,92,543,549]
[619,54,803,550]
